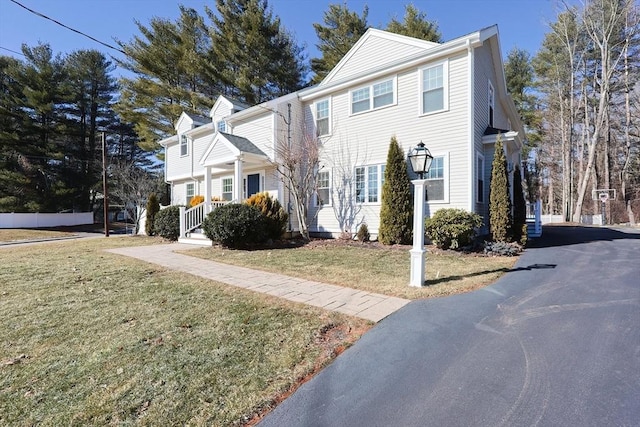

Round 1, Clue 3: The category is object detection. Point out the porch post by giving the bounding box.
[204,166,212,214]
[234,156,243,202]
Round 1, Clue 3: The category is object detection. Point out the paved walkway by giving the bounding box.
[106,244,410,322]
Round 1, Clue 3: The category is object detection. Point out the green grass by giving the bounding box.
[186,241,517,300]
[0,237,368,426]
[0,228,75,242]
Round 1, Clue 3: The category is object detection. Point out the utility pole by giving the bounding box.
[102,132,109,237]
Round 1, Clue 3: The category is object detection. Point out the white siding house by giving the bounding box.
[159,25,525,243]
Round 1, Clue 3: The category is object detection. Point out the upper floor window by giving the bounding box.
[425,155,447,202]
[421,62,448,114]
[315,99,330,136]
[217,120,227,133]
[355,164,385,204]
[316,170,330,206]
[180,134,188,156]
[350,77,395,115]
[488,81,495,127]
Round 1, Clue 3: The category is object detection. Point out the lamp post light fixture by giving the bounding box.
[408,141,433,287]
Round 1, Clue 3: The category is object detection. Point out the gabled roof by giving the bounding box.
[199,132,267,167]
[320,28,440,86]
[210,95,250,119]
[175,111,210,132]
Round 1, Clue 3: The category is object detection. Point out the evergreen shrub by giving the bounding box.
[356,223,370,242]
[489,137,513,242]
[154,205,181,241]
[512,165,528,246]
[190,195,204,207]
[145,193,160,236]
[245,192,288,240]
[425,208,483,250]
[203,204,268,248]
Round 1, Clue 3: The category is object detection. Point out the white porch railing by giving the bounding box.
[526,199,543,237]
[179,201,230,239]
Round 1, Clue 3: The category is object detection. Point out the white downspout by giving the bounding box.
[467,40,475,213]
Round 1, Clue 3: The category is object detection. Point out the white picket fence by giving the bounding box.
[0,212,93,229]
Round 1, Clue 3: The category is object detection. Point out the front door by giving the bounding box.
[247,173,260,198]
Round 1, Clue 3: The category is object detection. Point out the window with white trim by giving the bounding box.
[217,120,227,133]
[477,154,484,203]
[180,134,188,156]
[421,62,447,114]
[425,156,446,201]
[316,170,330,206]
[315,99,330,136]
[351,78,395,115]
[222,177,233,201]
[186,182,195,205]
[488,81,495,127]
[355,164,385,204]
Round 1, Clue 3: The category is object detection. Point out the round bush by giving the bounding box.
[202,203,268,248]
[425,208,483,250]
[245,192,288,240]
[154,205,181,241]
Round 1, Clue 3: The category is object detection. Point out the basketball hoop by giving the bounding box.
[598,192,609,203]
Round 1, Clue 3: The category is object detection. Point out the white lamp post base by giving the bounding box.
[409,248,426,287]
[409,178,427,287]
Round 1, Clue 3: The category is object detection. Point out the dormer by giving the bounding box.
[210,95,249,133]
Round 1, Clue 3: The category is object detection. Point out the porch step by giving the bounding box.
[178,229,213,246]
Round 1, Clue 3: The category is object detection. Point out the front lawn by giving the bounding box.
[187,240,518,300]
[0,228,75,242]
[0,237,368,426]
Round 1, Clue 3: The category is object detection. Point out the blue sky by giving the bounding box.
[0,0,561,75]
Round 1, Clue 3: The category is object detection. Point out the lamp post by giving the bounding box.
[408,141,433,287]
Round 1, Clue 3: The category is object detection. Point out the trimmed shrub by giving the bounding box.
[189,195,205,207]
[356,223,370,242]
[202,204,268,248]
[154,206,181,241]
[425,208,483,250]
[245,192,288,240]
[484,241,522,256]
[145,193,160,236]
[379,136,413,245]
[489,136,513,242]
[512,165,528,246]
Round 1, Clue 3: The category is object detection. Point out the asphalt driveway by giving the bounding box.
[259,226,640,426]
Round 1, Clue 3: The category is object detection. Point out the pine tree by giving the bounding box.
[489,137,513,242]
[117,6,215,151]
[207,0,306,105]
[310,4,368,84]
[378,136,413,245]
[386,4,442,42]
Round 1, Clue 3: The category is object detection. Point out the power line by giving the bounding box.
[0,46,25,56]
[8,0,126,55]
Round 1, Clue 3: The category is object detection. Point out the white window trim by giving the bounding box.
[315,98,331,137]
[488,80,495,127]
[425,152,450,204]
[221,176,233,201]
[349,76,397,116]
[186,182,195,205]
[180,134,189,157]
[315,169,331,207]
[355,164,385,205]
[418,60,449,116]
[217,120,227,133]
[476,153,485,204]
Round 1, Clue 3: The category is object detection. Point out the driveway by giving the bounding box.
[259,226,640,426]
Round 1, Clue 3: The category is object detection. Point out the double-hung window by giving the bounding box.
[180,134,188,156]
[425,155,446,202]
[315,99,330,136]
[351,78,395,114]
[316,170,330,206]
[488,81,495,127]
[186,182,195,205]
[222,177,233,201]
[217,120,227,133]
[421,62,448,114]
[355,164,385,204]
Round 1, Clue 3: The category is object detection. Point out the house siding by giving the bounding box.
[232,112,273,158]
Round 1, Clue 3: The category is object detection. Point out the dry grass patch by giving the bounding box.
[187,241,517,300]
[0,228,75,242]
[0,237,368,426]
